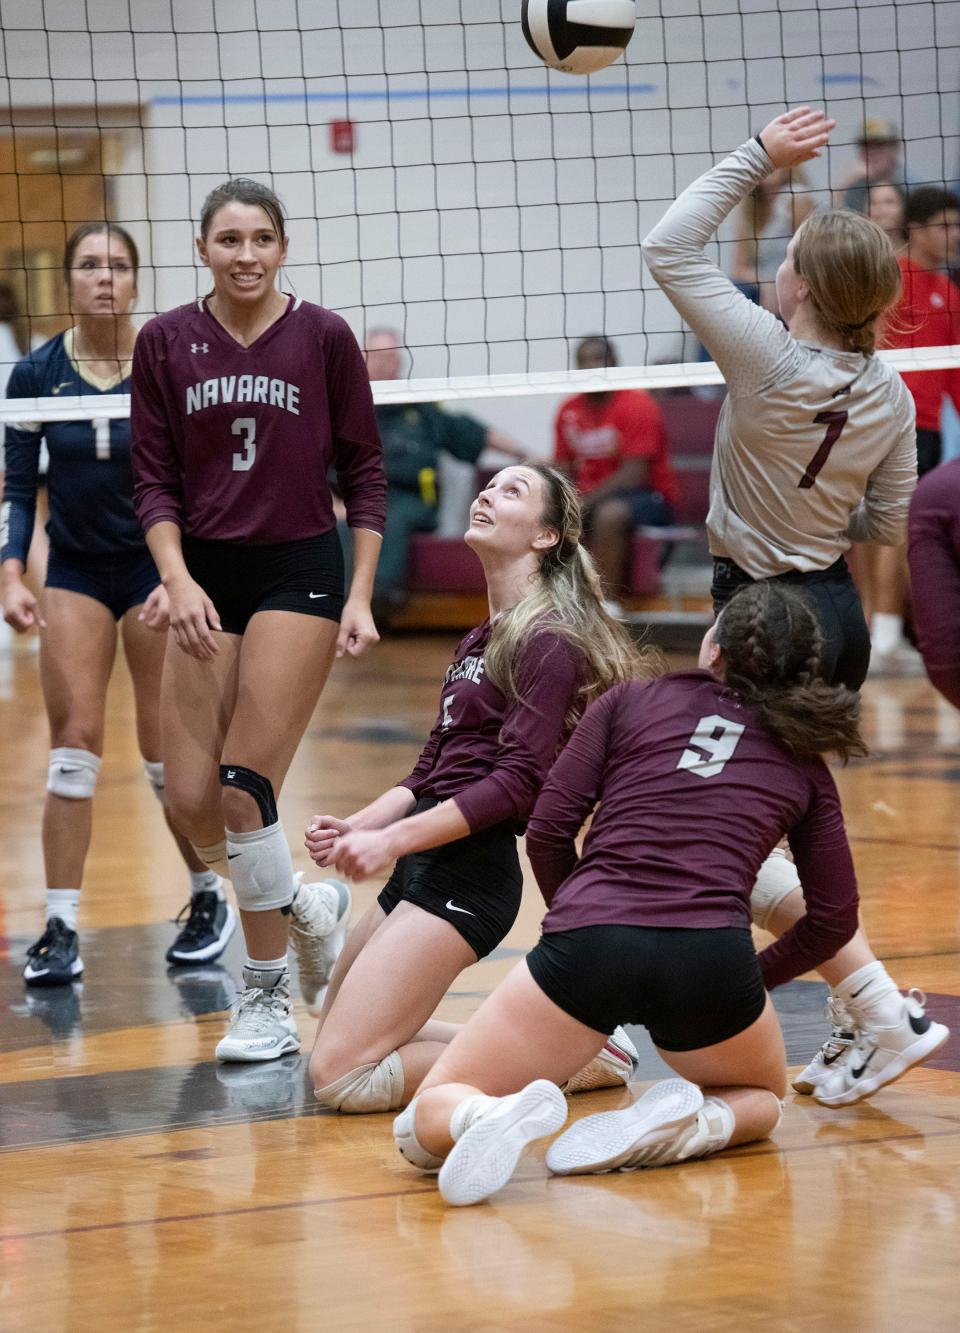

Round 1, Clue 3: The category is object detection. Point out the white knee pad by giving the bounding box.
[751,848,802,931]
[226,819,294,911]
[393,1097,443,1172]
[47,748,101,800]
[143,760,165,804]
[314,1051,405,1114]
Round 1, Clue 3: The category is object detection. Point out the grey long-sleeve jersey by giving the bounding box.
[642,138,917,577]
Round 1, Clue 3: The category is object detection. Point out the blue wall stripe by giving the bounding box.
[153,72,877,107]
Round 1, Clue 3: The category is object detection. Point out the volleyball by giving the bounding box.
[520,0,636,75]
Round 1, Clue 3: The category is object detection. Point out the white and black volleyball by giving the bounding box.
[521,0,636,76]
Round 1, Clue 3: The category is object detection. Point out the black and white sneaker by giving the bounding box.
[23,917,83,987]
[166,888,236,965]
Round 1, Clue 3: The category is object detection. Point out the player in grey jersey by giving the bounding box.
[643,106,916,692]
[645,110,940,1107]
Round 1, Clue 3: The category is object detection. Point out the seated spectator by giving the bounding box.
[730,166,816,311]
[351,328,526,618]
[554,336,678,610]
[863,187,960,670]
[866,182,906,243]
[834,118,914,215]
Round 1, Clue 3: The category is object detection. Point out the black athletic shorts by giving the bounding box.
[46,544,160,620]
[377,797,523,959]
[916,428,941,479]
[711,554,871,691]
[527,924,767,1051]
[181,530,344,636]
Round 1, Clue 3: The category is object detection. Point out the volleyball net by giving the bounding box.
[1,0,958,433]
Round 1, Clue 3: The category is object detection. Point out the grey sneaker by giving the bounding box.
[215,973,300,1063]
[288,873,352,1013]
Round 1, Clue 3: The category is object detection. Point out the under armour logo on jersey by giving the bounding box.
[191,342,209,353]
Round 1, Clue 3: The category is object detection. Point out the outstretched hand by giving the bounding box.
[758,107,836,170]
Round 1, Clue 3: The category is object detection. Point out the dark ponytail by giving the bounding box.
[715,583,867,762]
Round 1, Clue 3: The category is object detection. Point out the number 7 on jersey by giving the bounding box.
[800,410,848,489]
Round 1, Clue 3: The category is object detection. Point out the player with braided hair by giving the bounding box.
[390,583,876,1206]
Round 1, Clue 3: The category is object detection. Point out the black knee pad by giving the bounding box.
[219,764,278,827]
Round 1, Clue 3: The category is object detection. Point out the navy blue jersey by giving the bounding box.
[1,330,145,563]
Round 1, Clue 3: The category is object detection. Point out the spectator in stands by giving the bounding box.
[359,328,526,619]
[908,458,960,708]
[866,182,907,244]
[862,186,960,669]
[834,118,914,215]
[553,336,678,613]
[731,167,817,311]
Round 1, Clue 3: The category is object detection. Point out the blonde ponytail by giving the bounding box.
[791,209,902,356]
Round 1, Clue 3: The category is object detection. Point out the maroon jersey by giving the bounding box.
[909,458,960,709]
[131,296,385,543]
[527,671,859,990]
[399,620,583,833]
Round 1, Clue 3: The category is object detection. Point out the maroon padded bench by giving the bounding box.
[406,392,720,599]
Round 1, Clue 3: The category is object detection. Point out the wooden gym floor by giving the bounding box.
[0,628,958,1331]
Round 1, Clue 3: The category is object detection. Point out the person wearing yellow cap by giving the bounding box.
[834,118,914,215]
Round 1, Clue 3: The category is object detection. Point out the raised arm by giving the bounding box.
[642,107,834,397]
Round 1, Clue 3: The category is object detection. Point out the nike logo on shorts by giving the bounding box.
[227,853,242,860]
[308,592,327,599]
[446,900,475,916]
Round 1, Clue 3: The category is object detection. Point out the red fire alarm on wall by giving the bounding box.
[330,120,356,154]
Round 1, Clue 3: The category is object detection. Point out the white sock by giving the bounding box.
[189,869,224,898]
[242,954,288,990]
[836,961,902,1026]
[46,889,80,932]
[449,1094,498,1141]
[871,612,903,654]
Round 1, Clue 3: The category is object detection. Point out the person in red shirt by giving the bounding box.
[553,336,678,607]
[863,187,960,667]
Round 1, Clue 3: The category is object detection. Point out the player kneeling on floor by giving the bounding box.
[392,583,865,1205]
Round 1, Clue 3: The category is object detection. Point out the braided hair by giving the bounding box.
[714,582,866,762]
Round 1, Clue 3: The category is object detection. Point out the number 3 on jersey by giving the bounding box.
[677,714,745,779]
[232,417,256,471]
